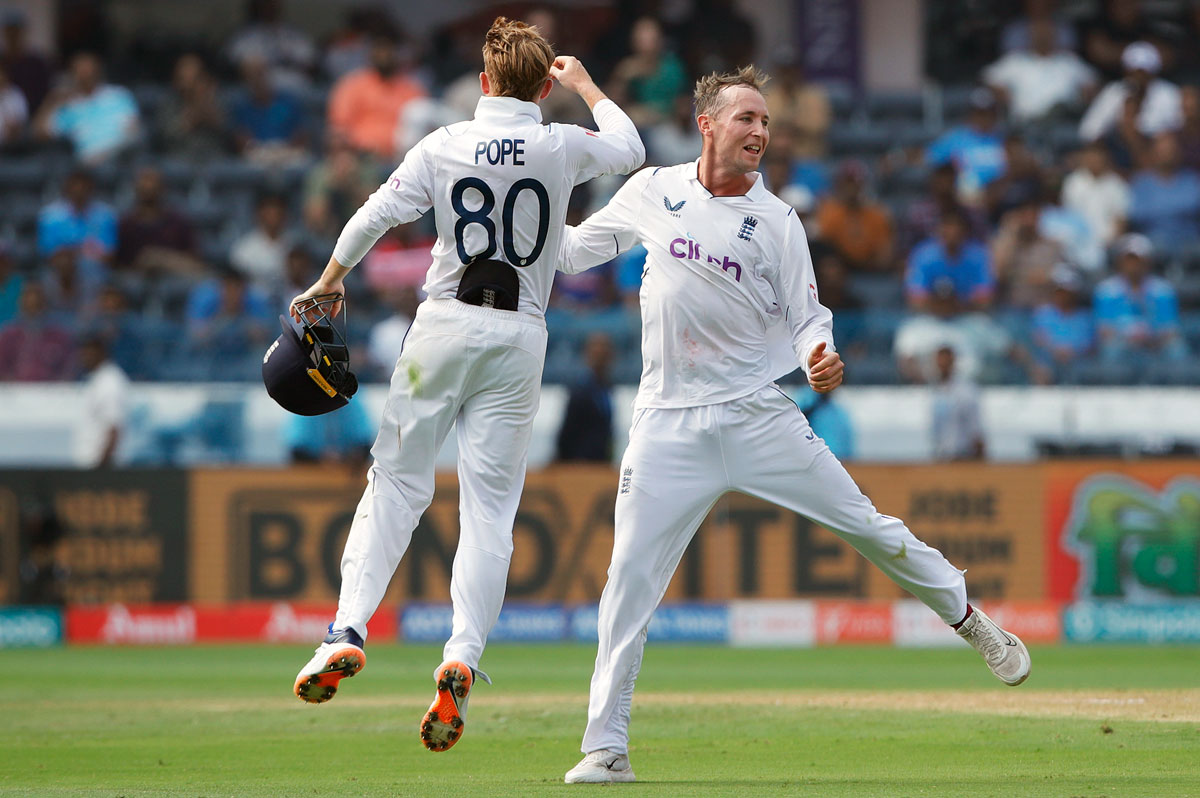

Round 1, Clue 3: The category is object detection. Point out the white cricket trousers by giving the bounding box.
[332,299,547,669]
[581,384,968,754]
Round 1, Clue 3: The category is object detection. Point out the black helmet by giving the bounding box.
[262,293,358,416]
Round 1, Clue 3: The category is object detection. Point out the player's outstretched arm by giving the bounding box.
[327,134,437,282]
[559,169,650,275]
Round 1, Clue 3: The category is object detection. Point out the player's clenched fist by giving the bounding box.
[807,341,844,393]
[549,56,593,92]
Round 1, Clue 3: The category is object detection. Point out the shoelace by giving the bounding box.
[964,619,1004,665]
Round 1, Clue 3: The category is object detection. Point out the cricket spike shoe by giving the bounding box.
[293,626,366,704]
[564,750,637,784]
[956,606,1031,686]
[421,660,490,752]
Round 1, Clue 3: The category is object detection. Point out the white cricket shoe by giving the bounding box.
[293,639,365,703]
[956,606,1031,686]
[564,750,636,784]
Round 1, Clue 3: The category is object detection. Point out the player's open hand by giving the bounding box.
[549,56,595,94]
[807,342,844,393]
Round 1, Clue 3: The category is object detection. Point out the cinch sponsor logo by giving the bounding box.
[1064,476,1200,600]
[100,604,196,644]
[669,238,742,282]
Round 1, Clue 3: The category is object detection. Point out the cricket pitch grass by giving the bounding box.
[3,643,1197,797]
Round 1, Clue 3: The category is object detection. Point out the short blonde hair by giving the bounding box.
[482,17,555,102]
[694,65,770,118]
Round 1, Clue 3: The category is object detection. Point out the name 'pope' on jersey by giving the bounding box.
[331,95,644,316]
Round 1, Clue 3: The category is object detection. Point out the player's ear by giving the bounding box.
[479,71,491,96]
[539,78,552,100]
[697,113,711,137]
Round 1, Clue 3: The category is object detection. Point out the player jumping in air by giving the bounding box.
[288,17,644,752]
[558,66,1030,784]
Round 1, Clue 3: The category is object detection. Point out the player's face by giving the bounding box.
[708,86,769,173]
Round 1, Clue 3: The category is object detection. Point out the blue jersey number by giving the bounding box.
[450,177,550,267]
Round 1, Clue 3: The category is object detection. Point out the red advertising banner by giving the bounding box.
[65,602,397,644]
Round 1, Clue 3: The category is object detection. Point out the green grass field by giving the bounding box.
[2,643,1198,797]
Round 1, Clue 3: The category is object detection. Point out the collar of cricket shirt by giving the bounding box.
[687,158,769,202]
[474,95,544,124]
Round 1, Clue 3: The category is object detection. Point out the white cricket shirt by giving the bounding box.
[562,161,835,409]
[333,95,644,316]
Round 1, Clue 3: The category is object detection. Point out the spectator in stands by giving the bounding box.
[1062,140,1129,256]
[999,0,1077,55]
[323,7,384,82]
[765,51,829,160]
[1095,233,1187,363]
[1127,132,1200,257]
[366,285,419,381]
[1,10,51,114]
[985,133,1044,225]
[930,345,985,461]
[607,17,688,126]
[816,159,893,273]
[646,94,703,165]
[555,332,614,463]
[926,87,1006,204]
[0,61,28,148]
[1031,264,1095,383]
[75,334,129,468]
[0,242,24,326]
[35,52,140,164]
[302,133,380,240]
[1039,177,1104,274]
[226,0,316,93]
[1178,85,1200,171]
[983,17,1098,126]
[37,168,116,286]
[1081,0,1180,81]
[157,53,228,161]
[285,401,374,468]
[763,152,816,232]
[810,242,865,358]
[41,246,102,316]
[900,163,989,255]
[991,190,1063,308]
[0,282,75,381]
[906,209,994,313]
[116,166,204,277]
[230,55,309,166]
[230,193,295,290]
[185,266,272,380]
[1079,42,1181,146]
[276,244,313,312]
[82,284,143,377]
[328,29,425,161]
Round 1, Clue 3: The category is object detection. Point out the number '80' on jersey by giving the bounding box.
[331,95,644,316]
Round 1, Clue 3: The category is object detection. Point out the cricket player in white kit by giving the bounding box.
[287,18,644,753]
[560,67,1031,784]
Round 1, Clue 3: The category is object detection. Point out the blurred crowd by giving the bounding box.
[2,0,1200,400]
